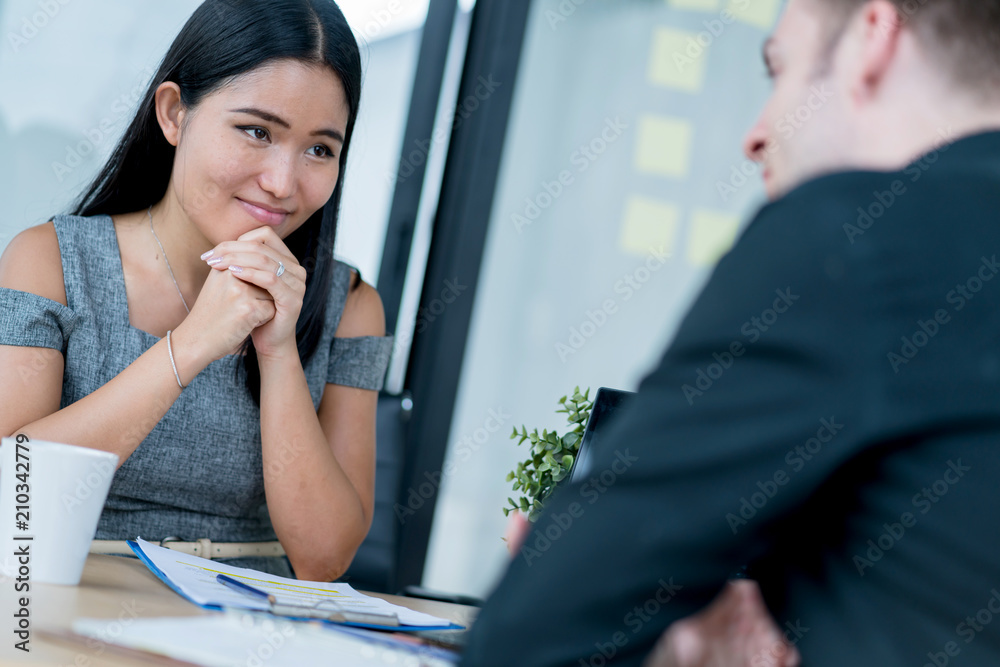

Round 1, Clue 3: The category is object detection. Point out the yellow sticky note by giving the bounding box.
[647,27,707,93]
[725,0,781,29]
[687,209,742,265]
[635,115,693,179]
[620,196,680,258]
[667,0,721,11]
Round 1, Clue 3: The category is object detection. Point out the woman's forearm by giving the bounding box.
[10,328,213,468]
[257,349,369,582]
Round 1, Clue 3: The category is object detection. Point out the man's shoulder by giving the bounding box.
[745,158,1000,254]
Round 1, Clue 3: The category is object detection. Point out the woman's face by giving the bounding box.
[160,58,350,244]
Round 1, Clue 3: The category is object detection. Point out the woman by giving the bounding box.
[0,0,391,582]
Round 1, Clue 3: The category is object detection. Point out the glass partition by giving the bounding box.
[422,0,785,596]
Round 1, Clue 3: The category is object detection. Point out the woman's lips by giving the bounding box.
[238,198,289,226]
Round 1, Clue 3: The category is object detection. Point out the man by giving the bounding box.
[460,0,1000,665]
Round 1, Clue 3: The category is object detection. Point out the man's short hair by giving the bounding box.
[815,0,1000,97]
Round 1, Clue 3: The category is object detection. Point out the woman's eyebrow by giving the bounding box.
[230,106,290,128]
[229,107,344,144]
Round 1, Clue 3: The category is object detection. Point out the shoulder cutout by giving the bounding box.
[0,221,67,306]
[335,271,386,339]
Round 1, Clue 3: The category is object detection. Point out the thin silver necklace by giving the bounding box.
[147,206,190,313]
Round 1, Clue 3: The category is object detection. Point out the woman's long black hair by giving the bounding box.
[71,0,362,406]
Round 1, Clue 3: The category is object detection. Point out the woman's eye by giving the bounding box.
[310,144,333,158]
[240,127,269,141]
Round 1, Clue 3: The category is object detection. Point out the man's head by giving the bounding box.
[743,0,1000,200]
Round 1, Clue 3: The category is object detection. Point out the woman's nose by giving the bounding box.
[259,151,297,200]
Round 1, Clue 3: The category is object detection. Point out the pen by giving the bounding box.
[216,574,275,606]
[215,573,401,627]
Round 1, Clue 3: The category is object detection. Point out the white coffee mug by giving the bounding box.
[0,436,119,586]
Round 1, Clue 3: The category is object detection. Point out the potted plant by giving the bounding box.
[504,387,593,521]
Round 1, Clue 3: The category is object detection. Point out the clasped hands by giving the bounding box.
[179,226,308,363]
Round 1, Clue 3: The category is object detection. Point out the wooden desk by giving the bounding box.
[2,554,477,665]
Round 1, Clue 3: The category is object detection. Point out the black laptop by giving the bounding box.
[569,387,636,484]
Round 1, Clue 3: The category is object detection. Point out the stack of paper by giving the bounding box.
[72,611,458,667]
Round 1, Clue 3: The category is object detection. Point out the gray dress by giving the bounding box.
[0,214,393,578]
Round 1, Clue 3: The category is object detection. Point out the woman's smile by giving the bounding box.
[236,197,291,227]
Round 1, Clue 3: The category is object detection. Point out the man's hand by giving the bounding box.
[643,580,800,667]
[504,510,531,556]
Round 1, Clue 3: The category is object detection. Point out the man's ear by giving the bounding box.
[154,82,187,147]
[852,0,905,103]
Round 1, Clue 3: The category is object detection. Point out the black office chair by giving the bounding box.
[339,392,409,592]
[338,392,484,607]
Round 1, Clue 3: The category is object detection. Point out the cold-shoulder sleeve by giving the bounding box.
[326,334,394,391]
[0,287,78,351]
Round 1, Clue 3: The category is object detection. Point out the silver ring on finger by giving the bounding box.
[275,261,285,278]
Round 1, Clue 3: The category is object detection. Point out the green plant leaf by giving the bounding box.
[502,387,594,516]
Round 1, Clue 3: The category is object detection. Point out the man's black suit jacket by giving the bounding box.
[460,130,1000,666]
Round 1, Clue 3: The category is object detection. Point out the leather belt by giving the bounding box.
[90,537,286,559]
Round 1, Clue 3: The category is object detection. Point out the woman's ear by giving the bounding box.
[154,82,186,147]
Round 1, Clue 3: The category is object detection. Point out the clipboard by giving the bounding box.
[126,538,464,632]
